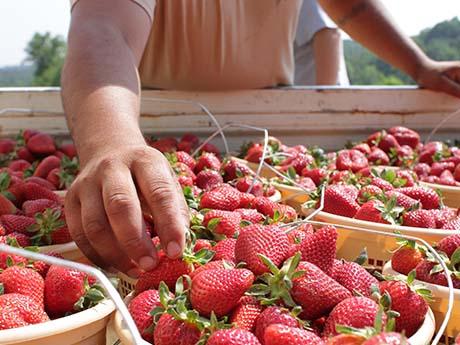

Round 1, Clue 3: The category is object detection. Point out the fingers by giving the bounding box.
[79,185,141,277]
[101,161,158,271]
[133,153,188,259]
[437,75,460,98]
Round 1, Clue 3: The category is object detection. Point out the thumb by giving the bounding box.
[433,75,460,98]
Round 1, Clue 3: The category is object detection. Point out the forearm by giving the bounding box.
[319,0,431,80]
[61,20,145,165]
[313,28,341,85]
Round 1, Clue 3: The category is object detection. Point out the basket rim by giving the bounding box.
[271,181,313,193]
[383,261,460,299]
[420,181,460,193]
[113,292,135,345]
[301,208,460,237]
[0,298,115,342]
[38,241,78,254]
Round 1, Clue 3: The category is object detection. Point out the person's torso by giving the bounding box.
[140,0,302,90]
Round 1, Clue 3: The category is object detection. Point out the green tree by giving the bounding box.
[24,32,66,86]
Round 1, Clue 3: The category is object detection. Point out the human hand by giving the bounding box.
[65,143,189,277]
[415,60,460,98]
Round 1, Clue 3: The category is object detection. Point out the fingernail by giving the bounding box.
[139,256,157,271]
[127,268,141,279]
[167,241,182,258]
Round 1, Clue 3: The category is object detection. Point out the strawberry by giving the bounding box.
[239,192,256,209]
[455,164,460,182]
[0,293,49,330]
[22,199,59,217]
[235,177,264,197]
[332,261,379,297]
[358,185,382,202]
[33,155,61,178]
[59,143,77,158]
[353,143,372,155]
[195,170,223,190]
[414,163,431,177]
[27,207,71,245]
[200,185,241,211]
[429,207,457,228]
[323,185,360,218]
[384,191,419,209]
[235,208,265,224]
[285,153,314,175]
[0,232,31,247]
[391,145,414,167]
[391,240,424,275]
[0,214,35,234]
[23,129,40,142]
[235,224,290,275]
[195,153,221,173]
[323,297,386,337]
[292,261,352,320]
[370,177,394,191]
[301,167,328,186]
[20,182,60,203]
[176,140,194,153]
[175,151,196,170]
[45,167,61,189]
[203,209,241,237]
[441,216,460,230]
[200,142,221,157]
[379,279,428,336]
[437,234,460,258]
[213,238,237,263]
[378,134,400,153]
[154,313,201,345]
[300,225,337,274]
[8,159,31,172]
[128,289,162,342]
[16,147,35,163]
[44,265,103,318]
[222,159,252,181]
[264,324,325,345]
[230,296,263,331]
[396,170,416,187]
[31,252,64,278]
[26,133,56,155]
[254,306,299,344]
[194,239,212,252]
[398,186,440,209]
[0,194,17,216]
[24,177,56,191]
[388,126,420,149]
[0,266,45,308]
[362,333,407,345]
[402,210,436,228]
[245,144,264,163]
[415,260,449,286]
[207,328,261,345]
[430,161,456,176]
[190,267,254,317]
[327,334,365,345]
[367,147,390,166]
[419,141,445,164]
[180,133,200,147]
[354,200,392,224]
[439,170,458,186]
[287,227,310,257]
[336,149,368,173]
[189,259,235,280]
[0,139,15,154]
[178,175,194,187]
[151,137,177,153]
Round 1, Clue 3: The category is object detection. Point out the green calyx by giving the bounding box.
[181,231,215,267]
[0,172,15,201]
[74,277,106,312]
[28,208,65,246]
[374,195,404,225]
[183,186,200,210]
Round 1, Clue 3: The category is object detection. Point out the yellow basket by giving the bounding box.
[272,182,310,212]
[383,262,459,344]
[0,299,115,345]
[420,181,460,209]
[117,272,137,299]
[301,207,458,271]
[232,157,279,179]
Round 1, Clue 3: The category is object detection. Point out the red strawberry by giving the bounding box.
[16,147,35,163]
[26,133,56,155]
[44,265,102,318]
[439,170,457,186]
[213,238,237,263]
[26,207,71,245]
[0,266,45,308]
[0,139,15,154]
[285,153,314,175]
[300,225,337,274]
[0,194,17,216]
[235,177,264,197]
[336,149,368,173]
[380,279,428,336]
[20,182,60,203]
[358,185,383,202]
[203,209,241,237]
[239,192,256,209]
[332,261,379,297]
[402,210,436,228]
[235,224,290,275]
[384,191,419,209]
[177,174,193,187]
[0,214,35,234]
[230,296,263,331]
[200,185,242,211]
[388,126,420,149]
[200,142,221,157]
[190,260,235,280]
[135,252,191,293]
[181,133,200,147]
[378,133,400,153]
[33,155,61,178]
[128,289,162,342]
[177,139,194,153]
[172,162,196,179]
[370,177,394,191]
[419,141,445,164]
[0,293,49,330]
[287,227,310,257]
[254,306,299,344]
[391,145,414,167]
[301,167,328,186]
[367,147,390,166]
[441,216,460,230]
[195,170,223,190]
[323,297,385,337]
[235,208,265,224]
[430,161,455,176]
[398,186,440,209]
[455,164,460,182]
[59,143,77,158]
[195,153,221,173]
[415,260,449,286]
[429,207,457,228]
[396,170,416,187]
[24,177,56,191]
[414,163,431,178]
[222,159,252,181]
[23,129,40,142]
[207,328,261,345]
[175,151,196,170]
[354,200,391,224]
[292,261,352,320]
[194,239,212,252]
[32,252,64,278]
[245,144,264,163]
[326,334,364,345]
[391,241,424,275]
[264,324,325,345]
[437,234,460,258]
[151,137,177,153]
[362,333,407,345]
[0,232,30,247]
[22,199,60,217]
[323,185,360,218]
[190,267,254,317]
[8,159,31,172]
[353,143,371,155]
[154,313,201,345]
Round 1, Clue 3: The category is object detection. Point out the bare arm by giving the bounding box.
[313,28,341,85]
[62,0,189,276]
[319,0,460,97]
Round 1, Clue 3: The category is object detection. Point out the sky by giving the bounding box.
[0,0,459,67]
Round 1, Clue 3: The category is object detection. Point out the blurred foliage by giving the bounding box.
[344,17,460,85]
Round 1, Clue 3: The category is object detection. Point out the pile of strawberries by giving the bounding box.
[0,129,79,191]
[0,251,105,330]
[391,234,460,288]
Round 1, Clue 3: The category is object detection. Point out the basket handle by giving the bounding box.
[0,245,149,345]
[425,107,460,144]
